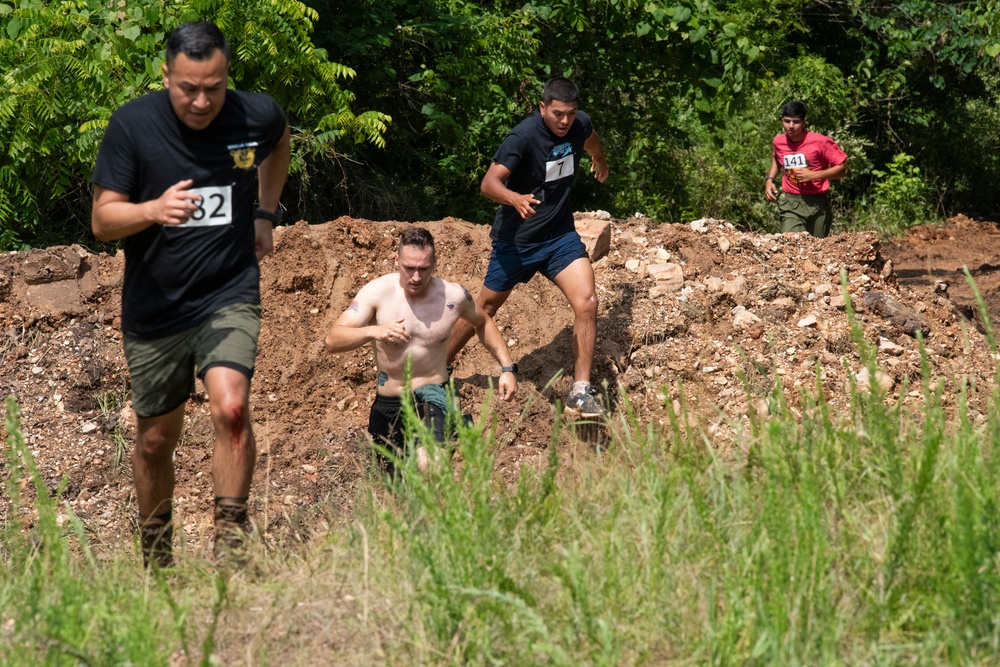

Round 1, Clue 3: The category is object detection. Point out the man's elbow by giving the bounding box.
[91,216,112,242]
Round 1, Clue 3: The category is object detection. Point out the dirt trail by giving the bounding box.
[2,214,997,555]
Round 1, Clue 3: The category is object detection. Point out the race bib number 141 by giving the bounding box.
[179,185,233,227]
[783,153,808,170]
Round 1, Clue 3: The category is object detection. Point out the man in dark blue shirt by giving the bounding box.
[447,77,609,417]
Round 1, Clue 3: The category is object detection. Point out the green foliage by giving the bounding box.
[0,0,387,250]
[860,152,935,236]
[1,396,177,665]
[3,0,999,246]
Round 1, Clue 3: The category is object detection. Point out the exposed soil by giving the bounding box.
[3,213,999,558]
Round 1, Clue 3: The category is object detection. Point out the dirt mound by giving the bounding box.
[2,215,997,554]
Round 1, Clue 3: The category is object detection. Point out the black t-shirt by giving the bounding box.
[489,109,593,244]
[92,89,286,338]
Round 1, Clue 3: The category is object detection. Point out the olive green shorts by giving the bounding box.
[778,192,833,238]
[123,302,261,418]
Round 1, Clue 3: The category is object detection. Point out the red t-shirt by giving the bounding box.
[772,131,847,195]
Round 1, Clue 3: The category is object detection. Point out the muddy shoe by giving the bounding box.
[564,384,605,418]
[213,497,249,563]
[139,514,174,569]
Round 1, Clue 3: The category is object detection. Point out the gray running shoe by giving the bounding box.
[565,384,605,418]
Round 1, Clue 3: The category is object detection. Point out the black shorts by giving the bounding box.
[367,394,447,455]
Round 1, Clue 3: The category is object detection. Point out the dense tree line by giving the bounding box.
[1,0,997,249]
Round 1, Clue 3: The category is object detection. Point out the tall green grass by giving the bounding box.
[5,285,1000,663]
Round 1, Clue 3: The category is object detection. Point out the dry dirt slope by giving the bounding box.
[2,215,999,555]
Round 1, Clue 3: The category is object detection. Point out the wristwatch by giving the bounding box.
[254,206,284,224]
[765,175,775,183]
[501,363,519,375]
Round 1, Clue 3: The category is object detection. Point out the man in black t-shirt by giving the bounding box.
[91,21,290,568]
[446,77,609,417]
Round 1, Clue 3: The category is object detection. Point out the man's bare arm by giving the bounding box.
[481,162,541,220]
[765,155,780,202]
[584,130,609,183]
[794,161,847,183]
[324,283,409,352]
[92,181,202,241]
[254,123,292,260]
[458,286,517,400]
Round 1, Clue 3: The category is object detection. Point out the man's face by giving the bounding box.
[395,244,436,296]
[781,115,807,142]
[539,99,578,137]
[162,49,229,131]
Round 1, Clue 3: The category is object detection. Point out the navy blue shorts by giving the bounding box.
[484,231,589,292]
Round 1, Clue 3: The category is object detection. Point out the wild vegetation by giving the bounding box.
[1,0,998,250]
[5,291,1000,664]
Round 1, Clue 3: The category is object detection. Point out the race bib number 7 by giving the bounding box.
[178,185,233,227]
[783,153,808,170]
[545,156,574,183]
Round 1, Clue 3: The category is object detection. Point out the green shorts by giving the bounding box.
[123,302,261,418]
[778,192,833,238]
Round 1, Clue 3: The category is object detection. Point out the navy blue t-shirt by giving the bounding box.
[91,89,286,338]
[489,109,593,244]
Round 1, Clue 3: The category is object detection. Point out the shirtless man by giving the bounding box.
[324,227,517,473]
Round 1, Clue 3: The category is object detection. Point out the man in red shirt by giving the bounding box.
[764,101,848,238]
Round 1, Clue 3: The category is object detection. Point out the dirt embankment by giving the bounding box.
[2,214,998,554]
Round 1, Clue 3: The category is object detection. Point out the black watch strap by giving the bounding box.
[254,206,283,224]
[501,363,519,375]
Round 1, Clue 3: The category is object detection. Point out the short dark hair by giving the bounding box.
[781,101,808,119]
[399,226,435,257]
[542,77,579,105]
[166,21,230,66]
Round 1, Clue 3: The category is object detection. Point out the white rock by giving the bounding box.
[690,218,709,233]
[81,422,98,434]
[856,367,895,393]
[879,338,904,356]
[723,276,748,297]
[732,307,762,329]
[648,263,684,292]
[302,464,317,474]
[797,315,818,328]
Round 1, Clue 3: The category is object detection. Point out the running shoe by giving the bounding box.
[565,384,605,418]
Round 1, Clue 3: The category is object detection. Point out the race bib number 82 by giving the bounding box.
[179,185,233,227]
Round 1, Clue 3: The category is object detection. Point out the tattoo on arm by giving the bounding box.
[377,371,388,387]
[349,301,360,314]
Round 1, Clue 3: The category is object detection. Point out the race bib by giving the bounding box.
[545,156,574,182]
[178,185,233,227]
[783,153,808,170]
